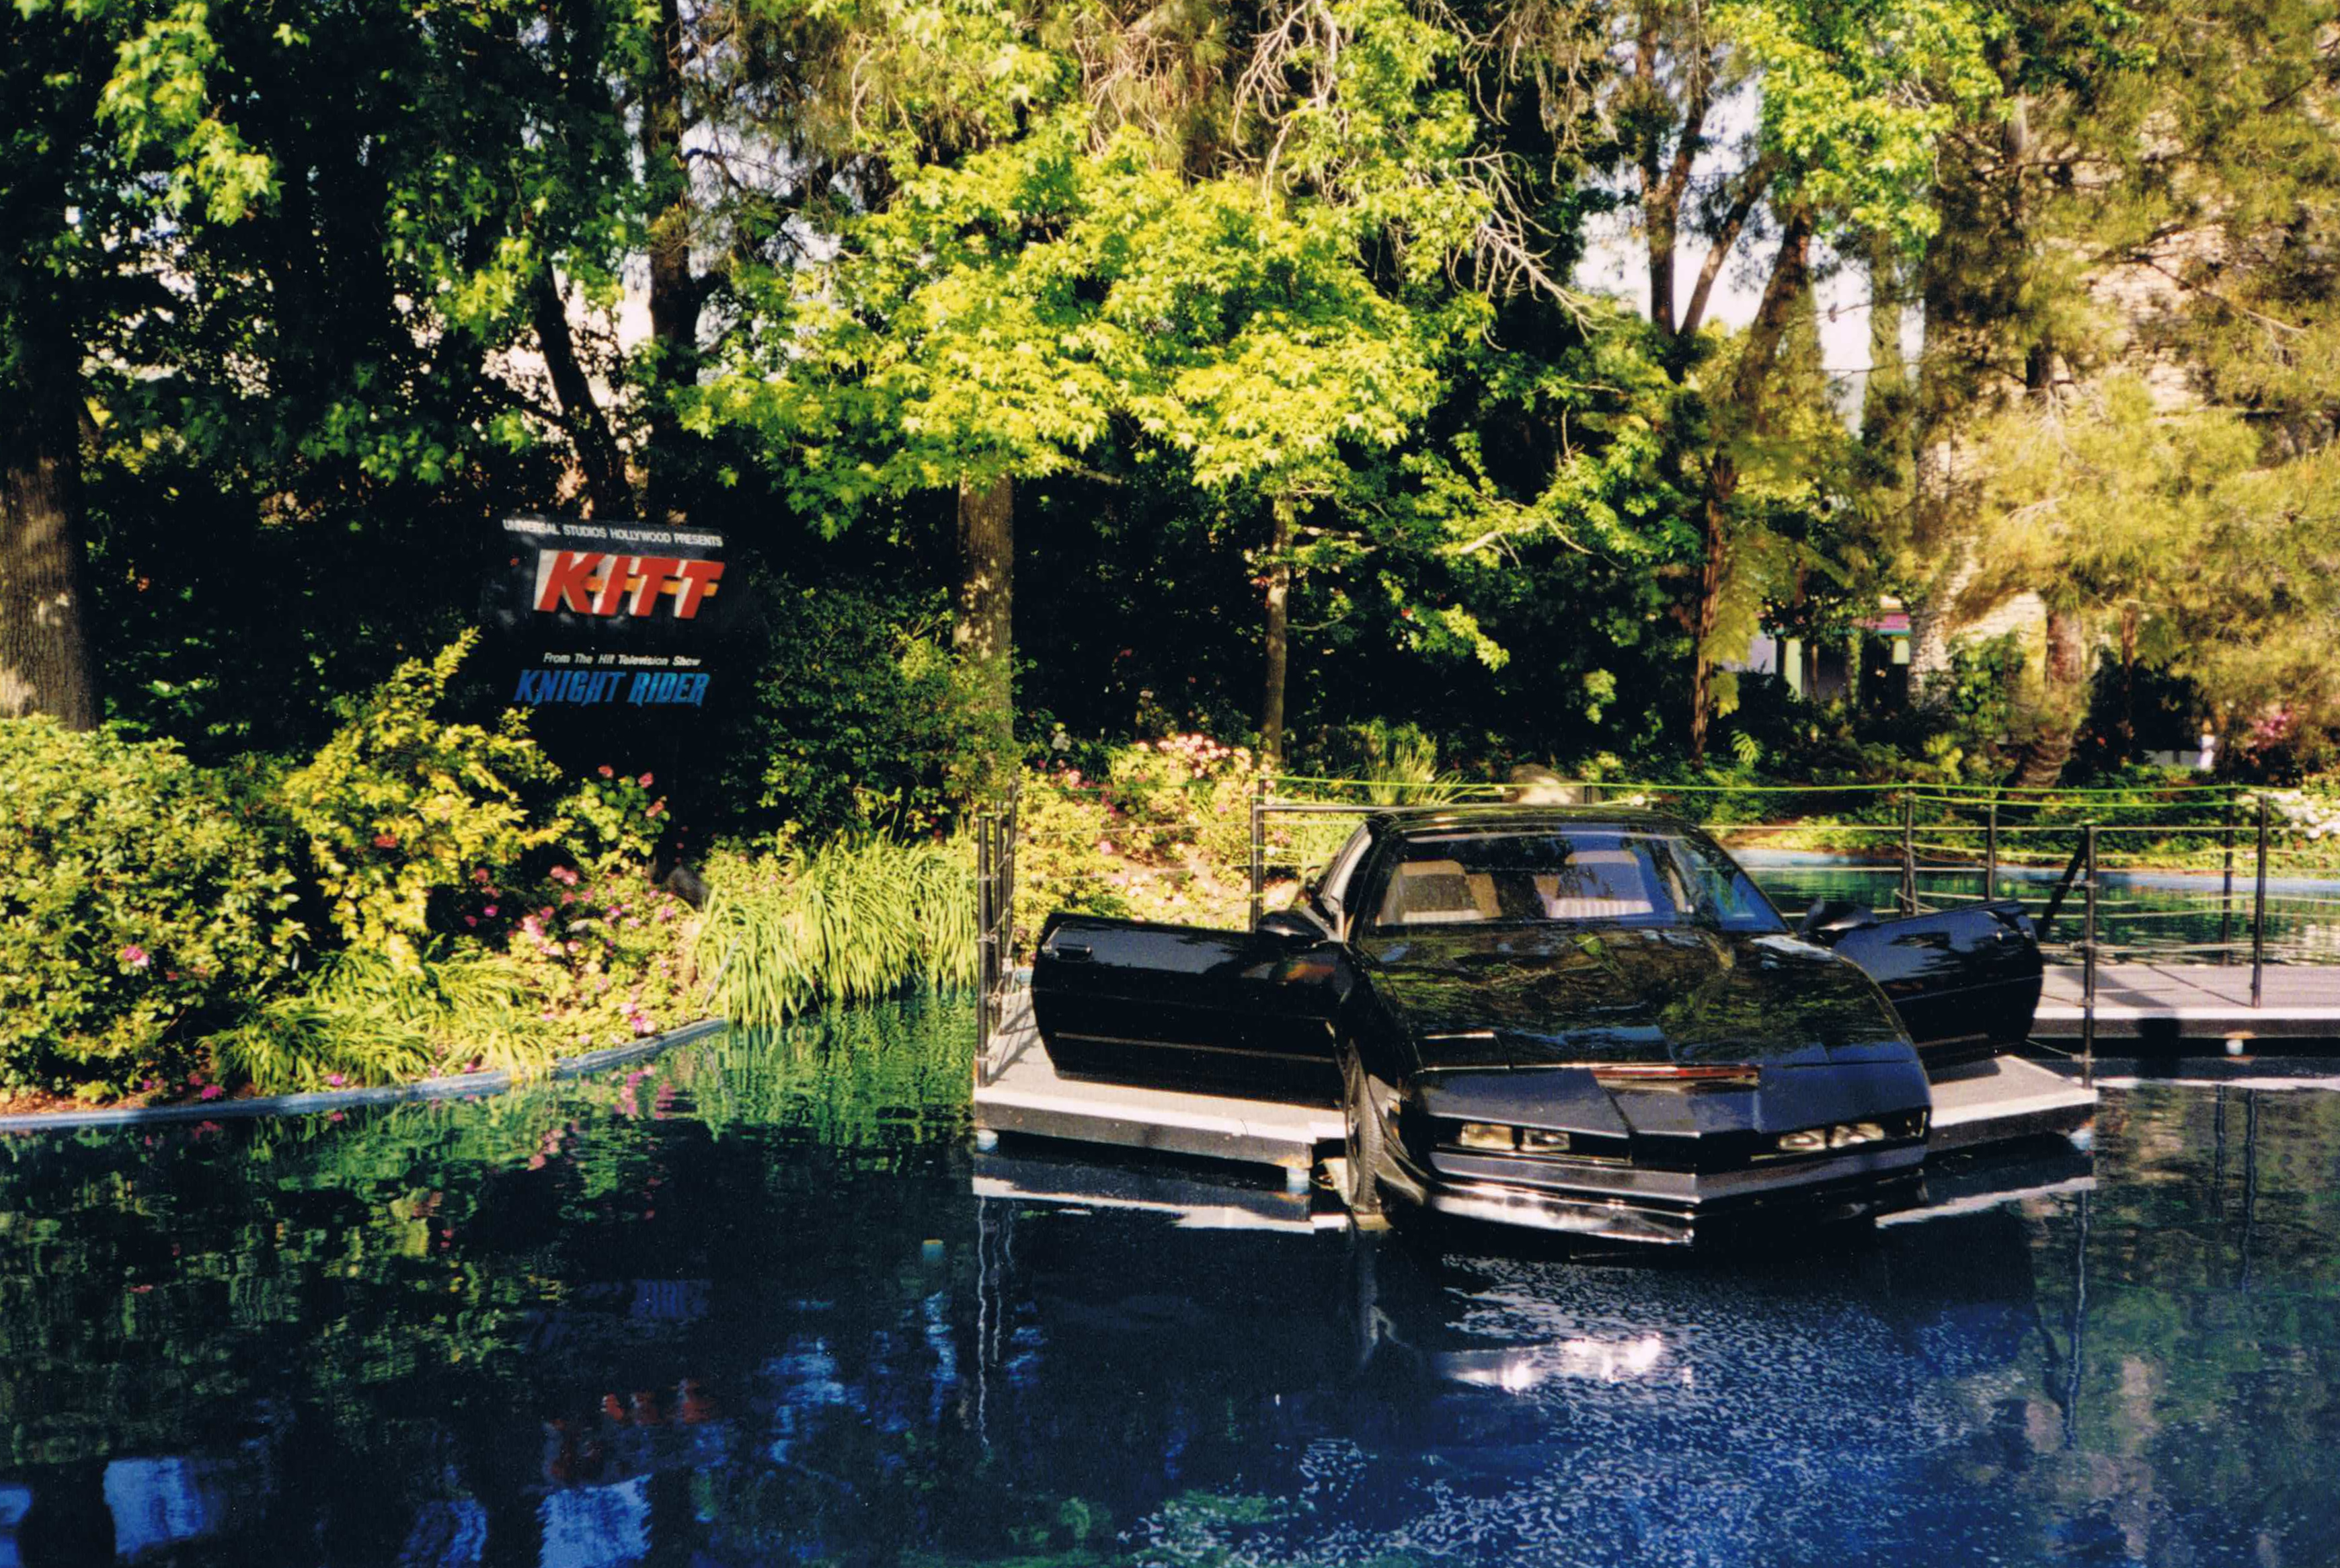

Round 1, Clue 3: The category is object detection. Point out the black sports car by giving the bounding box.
[1028,808,2043,1245]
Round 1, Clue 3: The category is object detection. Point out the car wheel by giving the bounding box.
[1343,1050,1385,1219]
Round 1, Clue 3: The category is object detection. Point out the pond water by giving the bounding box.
[1740,852,2340,962]
[2,1002,2335,1567]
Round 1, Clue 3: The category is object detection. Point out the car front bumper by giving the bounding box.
[1378,1142,1928,1246]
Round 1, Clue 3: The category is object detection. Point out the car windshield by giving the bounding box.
[1368,829,1784,934]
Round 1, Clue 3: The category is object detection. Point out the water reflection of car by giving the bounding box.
[1029,808,2042,1246]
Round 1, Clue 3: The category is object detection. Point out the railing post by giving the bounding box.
[1005,773,1020,963]
[1985,799,1999,904]
[1900,795,1918,915]
[975,811,994,1076]
[1249,773,1267,931]
[2219,791,2237,966]
[2082,822,2098,1089]
[2252,794,2269,1009]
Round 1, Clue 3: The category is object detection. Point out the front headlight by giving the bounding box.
[1452,1121,1516,1152]
[1771,1117,1911,1157]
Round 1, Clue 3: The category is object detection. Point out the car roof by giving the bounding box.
[1366,804,1695,838]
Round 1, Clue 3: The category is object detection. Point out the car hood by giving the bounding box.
[1359,925,1912,1070]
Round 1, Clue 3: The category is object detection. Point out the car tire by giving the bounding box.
[1343,1049,1385,1220]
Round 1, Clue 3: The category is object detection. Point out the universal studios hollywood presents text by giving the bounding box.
[494,516,732,709]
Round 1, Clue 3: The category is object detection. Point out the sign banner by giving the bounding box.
[483,516,742,712]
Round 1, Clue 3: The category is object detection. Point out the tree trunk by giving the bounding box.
[2011,602,2089,787]
[639,0,697,526]
[955,475,1015,785]
[2044,604,2085,687]
[1260,501,1292,767]
[0,352,100,730]
[2117,602,2138,758]
[531,273,633,519]
[1686,464,1732,760]
[1906,547,1976,703]
[1688,209,1813,758]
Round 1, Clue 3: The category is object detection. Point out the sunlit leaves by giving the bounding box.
[1718,0,2000,247]
[98,0,276,221]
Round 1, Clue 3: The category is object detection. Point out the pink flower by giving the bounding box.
[464,915,479,928]
[598,765,615,778]
[326,1073,346,1087]
[638,772,654,787]
[551,865,579,886]
[118,945,150,969]
[483,904,498,917]
[373,832,399,849]
[198,1084,223,1101]
[646,801,664,818]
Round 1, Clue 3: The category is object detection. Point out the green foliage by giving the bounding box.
[1015,738,1272,939]
[712,583,992,838]
[212,943,561,1093]
[1319,719,1464,804]
[0,719,297,1096]
[502,869,700,1051]
[696,837,977,1027]
[558,767,671,875]
[1722,0,2002,249]
[1944,632,2028,762]
[278,633,563,968]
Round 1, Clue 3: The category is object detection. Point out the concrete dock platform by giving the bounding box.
[2035,962,2340,1042]
[973,989,2099,1190]
[973,992,1341,1174]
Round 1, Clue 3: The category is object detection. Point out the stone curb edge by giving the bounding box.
[0,1018,728,1136]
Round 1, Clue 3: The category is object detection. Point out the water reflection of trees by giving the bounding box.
[0,1010,2333,1566]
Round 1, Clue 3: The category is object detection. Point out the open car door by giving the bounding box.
[1029,912,1352,1099]
[1805,900,2043,1072]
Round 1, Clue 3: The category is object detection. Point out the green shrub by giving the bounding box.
[503,869,699,1050]
[697,837,976,1027]
[0,719,297,1095]
[711,584,993,838]
[278,632,563,968]
[559,767,672,875]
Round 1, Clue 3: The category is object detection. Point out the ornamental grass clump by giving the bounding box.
[697,837,976,1027]
[214,944,563,1093]
[0,719,299,1097]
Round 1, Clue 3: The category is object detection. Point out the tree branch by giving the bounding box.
[1680,153,1776,339]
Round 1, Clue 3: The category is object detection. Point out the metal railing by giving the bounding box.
[972,777,1019,1087]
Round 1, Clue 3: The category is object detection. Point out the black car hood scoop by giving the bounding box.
[1364,926,1911,1070]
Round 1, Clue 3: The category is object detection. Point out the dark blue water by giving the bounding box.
[1,1002,2335,1567]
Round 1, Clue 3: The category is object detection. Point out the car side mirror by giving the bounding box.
[1257,910,1322,944]
[1799,899,1880,943]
